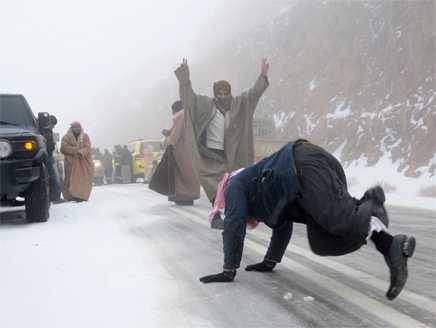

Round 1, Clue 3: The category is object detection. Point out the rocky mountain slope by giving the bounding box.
[192,0,435,178]
[94,1,435,178]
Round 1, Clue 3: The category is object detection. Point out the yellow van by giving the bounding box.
[126,139,166,181]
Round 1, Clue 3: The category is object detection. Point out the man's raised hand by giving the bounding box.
[181,58,188,68]
[261,58,270,78]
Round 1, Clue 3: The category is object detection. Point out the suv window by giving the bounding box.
[261,123,270,136]
[253,122,271,137]
[148,141,164,151]
[127,143,136,153]
[0,96,36,126]
[253,122,260,136]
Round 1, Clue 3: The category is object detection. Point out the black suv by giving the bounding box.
[0,94,52,222]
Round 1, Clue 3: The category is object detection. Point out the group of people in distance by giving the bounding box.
[150,58,416,302]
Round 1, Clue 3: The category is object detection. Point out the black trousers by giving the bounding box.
[287,143,372,256]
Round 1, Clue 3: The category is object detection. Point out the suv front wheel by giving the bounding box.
[24,162,50,223]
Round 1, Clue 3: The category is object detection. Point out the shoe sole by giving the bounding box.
[386,236,416,300]
[403,236,416,258]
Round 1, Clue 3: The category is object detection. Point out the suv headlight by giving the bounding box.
[0,139,13,158]
[94,161,102,169]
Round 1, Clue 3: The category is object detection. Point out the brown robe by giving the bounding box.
[149,112,200,202]
[60,132,94,201]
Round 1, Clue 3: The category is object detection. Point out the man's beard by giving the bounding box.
[217,98,230,107]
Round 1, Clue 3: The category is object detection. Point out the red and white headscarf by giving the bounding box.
[208,168,259,230]
[68,121,84,142]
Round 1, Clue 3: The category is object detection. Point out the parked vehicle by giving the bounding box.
[125,139,166,182]
[92,158,105,186]
[0,94,51,222]
[125,139,145,182]
[253,118,289,163]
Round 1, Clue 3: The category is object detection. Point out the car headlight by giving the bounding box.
[13,140,36,152]
[0,139,13,159]
[94,162,102,168]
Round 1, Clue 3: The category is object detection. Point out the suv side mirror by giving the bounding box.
[38,112,51,129]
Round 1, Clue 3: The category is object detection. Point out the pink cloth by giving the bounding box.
[67,121,84,142]
[207,168,259,230]
[172,109,184,121]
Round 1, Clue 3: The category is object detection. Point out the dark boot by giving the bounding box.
[175,201,194,206]
[385,234,416,300]
[364,185,389,227]
[210,213,224,230]
[9,198,25,206]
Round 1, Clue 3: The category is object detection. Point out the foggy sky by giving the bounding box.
[0,0,223,138]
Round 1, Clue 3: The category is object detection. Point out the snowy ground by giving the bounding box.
[0,161,435,327]
[343,157,435,211]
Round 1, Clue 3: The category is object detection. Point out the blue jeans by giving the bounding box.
[48,156,61,201]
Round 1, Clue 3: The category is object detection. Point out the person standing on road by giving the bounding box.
[102,148,113,185]
[113,145,123,184]
[142,142,154,184]
[121,144,133,183]
[199,140,416,301]
[149,100,200,205]
[43,115,68,204]
[60,121,94,202]
[175,58,270,229]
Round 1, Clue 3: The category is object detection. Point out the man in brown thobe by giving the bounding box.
[60,121,94,202]
[149,100,200,205]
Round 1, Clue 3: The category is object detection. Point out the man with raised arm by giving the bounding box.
[175,58,270,229]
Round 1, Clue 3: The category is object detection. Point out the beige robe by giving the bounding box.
[143,145,154,183]
[60,132,94,201]
[175,65,269,201]
[149,112,200,202]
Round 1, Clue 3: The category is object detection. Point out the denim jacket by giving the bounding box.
[222,140,305,269]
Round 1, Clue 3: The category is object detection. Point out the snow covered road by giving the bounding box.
[1,183,435,327]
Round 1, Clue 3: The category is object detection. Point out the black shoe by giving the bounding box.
[72,198,85,203]
[175,201,194,206]
[211,214,224,230]
[365,186,389,227]
[385,234,416,300]
[9,199,25,206]
[1,198,25,207]
[53,199,69,204]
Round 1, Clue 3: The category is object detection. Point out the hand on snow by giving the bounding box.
[245,260,276,272]
[199,271,236,283]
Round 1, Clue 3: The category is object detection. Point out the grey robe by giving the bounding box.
[174,65,269,201]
